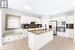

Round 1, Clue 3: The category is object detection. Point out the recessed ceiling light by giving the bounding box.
[24,5,31,10]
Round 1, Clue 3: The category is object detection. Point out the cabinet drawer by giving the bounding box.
[3,36,15,43]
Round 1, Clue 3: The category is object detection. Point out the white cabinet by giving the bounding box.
[28,31,53,50]
[3,34,25,43]
[66,15,74,23]
[57,32,68,37]
[65,15,74,39]
[57,29,74,39]
[3,36,15,42]
[66,29,74,39]
[21,16,40,24]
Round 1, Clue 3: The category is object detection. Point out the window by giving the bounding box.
[5,14,20,30]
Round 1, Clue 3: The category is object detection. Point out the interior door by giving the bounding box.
[49,21,57,35]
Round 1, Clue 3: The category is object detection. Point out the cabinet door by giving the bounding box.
[66,16,74,23]
[4,36,15,43]
[49,21,56,35]
[66,29,74,38]
[57,32,68,37]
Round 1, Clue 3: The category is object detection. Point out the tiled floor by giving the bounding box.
[40,36,75,50]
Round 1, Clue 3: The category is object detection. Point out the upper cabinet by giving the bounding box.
[66,15,74,24]
[20,16,40,24]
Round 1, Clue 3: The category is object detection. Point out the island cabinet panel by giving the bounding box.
[28,31,53,50]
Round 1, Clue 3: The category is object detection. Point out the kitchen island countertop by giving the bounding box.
[28,29,52,35]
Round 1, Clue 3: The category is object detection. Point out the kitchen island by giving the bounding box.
[28,29,53,50]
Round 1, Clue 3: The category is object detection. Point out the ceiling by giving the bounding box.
[8,0,75,15]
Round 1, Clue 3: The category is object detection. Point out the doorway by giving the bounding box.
[49,21,57,35]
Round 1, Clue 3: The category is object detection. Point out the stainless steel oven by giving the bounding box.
[57,27,65,32]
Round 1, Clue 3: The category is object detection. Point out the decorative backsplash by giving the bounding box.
[21,23,42,29]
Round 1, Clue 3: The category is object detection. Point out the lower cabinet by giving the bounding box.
[66,29,74,39]
[57,32,68,37]
[3,34,25,43]
[57,29,74,39]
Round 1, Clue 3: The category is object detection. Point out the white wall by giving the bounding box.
[40,16,50,29]
[74,8,75,42]
[0,8,40,39]
[0,9,3,46]
[2,8,40,30]
[66,15,74,39]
